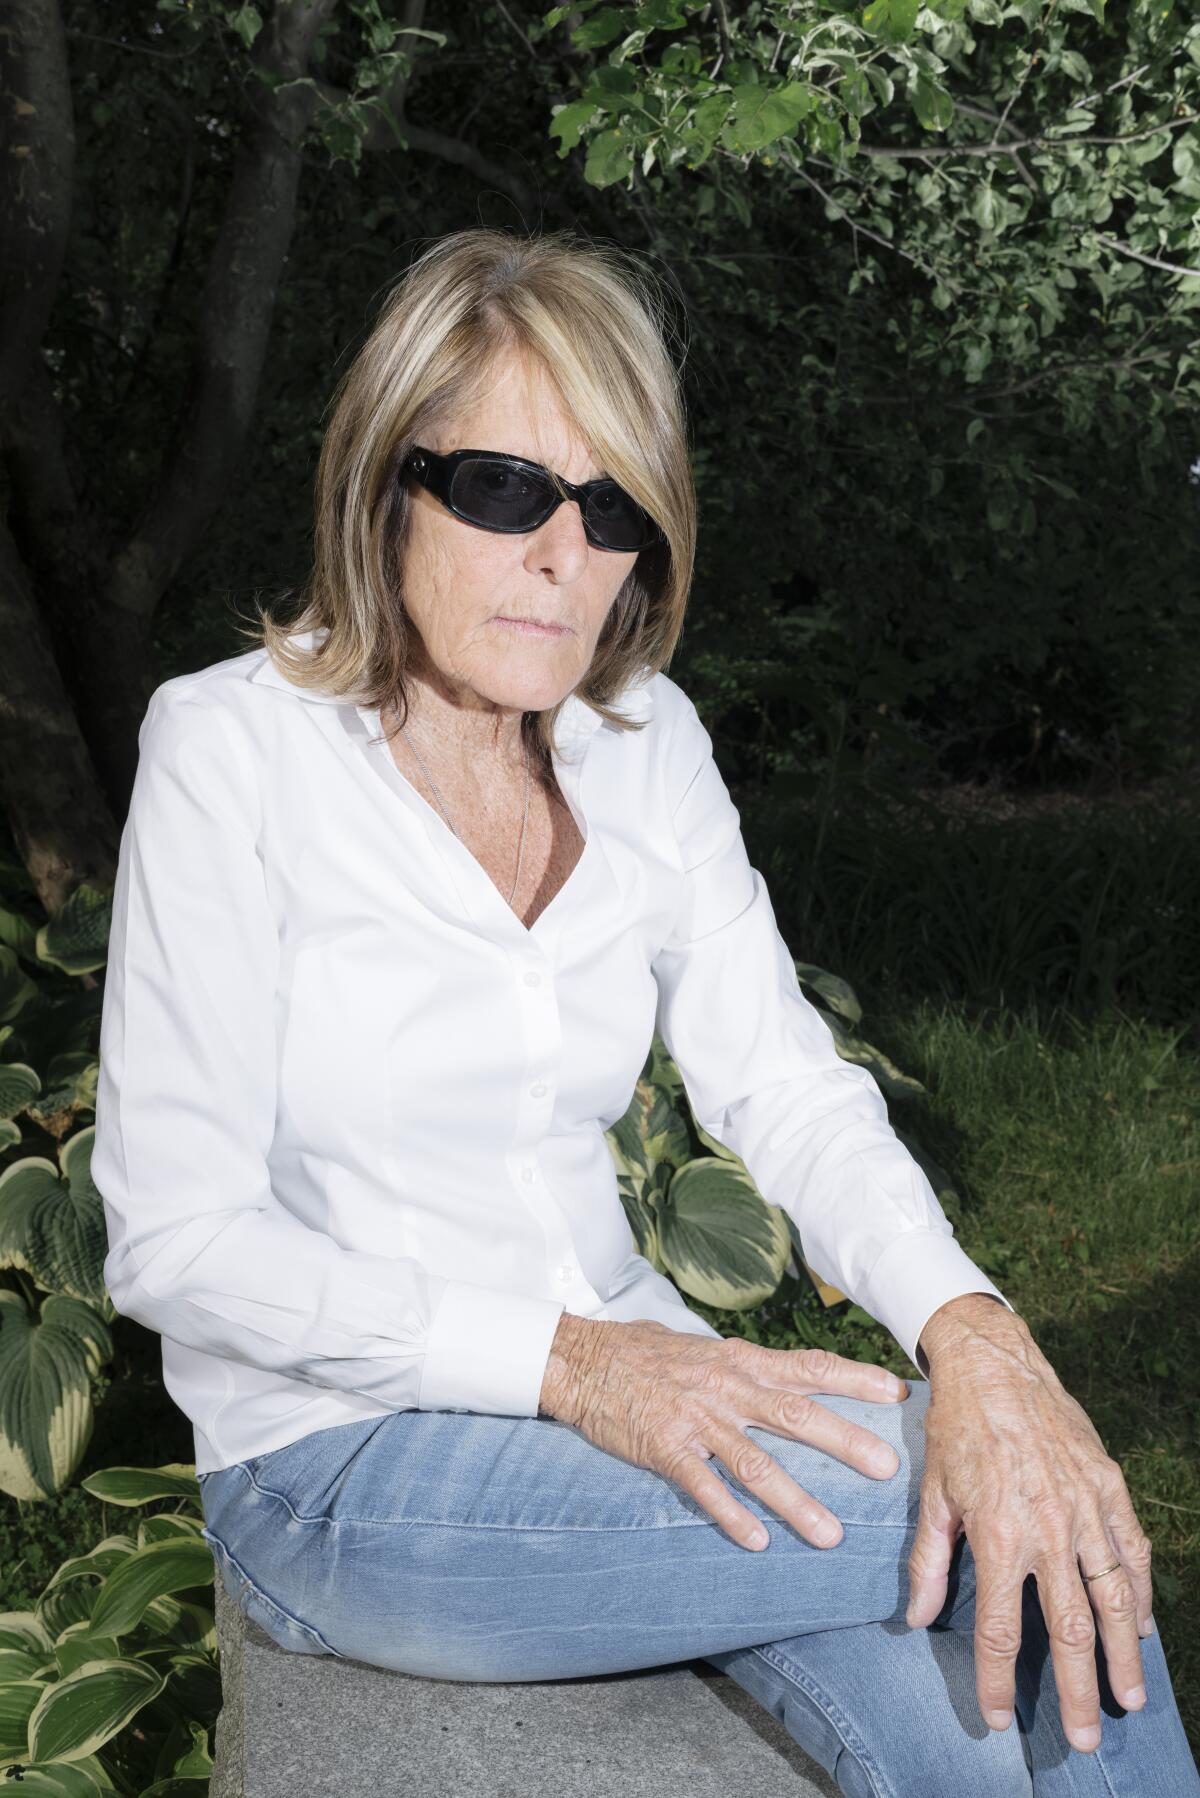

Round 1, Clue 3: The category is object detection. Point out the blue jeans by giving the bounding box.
[197,1376,1199,1796]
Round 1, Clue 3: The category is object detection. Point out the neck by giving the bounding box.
[391,662,527,774]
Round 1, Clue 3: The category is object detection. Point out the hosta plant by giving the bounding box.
[0,881,117,1503]
[607,958,960,1312]
[0,1462,220,1796]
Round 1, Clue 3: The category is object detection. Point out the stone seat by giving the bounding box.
[208,1573,840,1798]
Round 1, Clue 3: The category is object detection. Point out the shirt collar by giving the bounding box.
[246,626,652,736]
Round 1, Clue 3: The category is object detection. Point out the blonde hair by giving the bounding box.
[238,226,697,775]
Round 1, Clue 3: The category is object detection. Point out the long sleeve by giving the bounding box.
[92,686,564,1418]
[650,694,1013,1376]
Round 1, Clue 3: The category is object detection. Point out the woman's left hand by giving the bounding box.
[906,1293,1155,1756]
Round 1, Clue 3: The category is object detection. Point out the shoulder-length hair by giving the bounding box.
[241,226,696,775]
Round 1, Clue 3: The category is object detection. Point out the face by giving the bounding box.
[398,348,641,719]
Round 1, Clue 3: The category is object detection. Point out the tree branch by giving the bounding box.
[1091,233,1200,281]
[0,514,120,913]
[0,0,75,418]
[854,108,1200,163]
[107,0,338,618]
[3,357,85,608]
[776,150,965,296]
[311,0,570,227]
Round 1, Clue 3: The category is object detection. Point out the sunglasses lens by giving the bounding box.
[440,453,659,551]
[449,457,551,530]
[585,482,658,551]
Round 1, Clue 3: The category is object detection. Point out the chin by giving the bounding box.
[479,654,584,707]
[487,680,574,714]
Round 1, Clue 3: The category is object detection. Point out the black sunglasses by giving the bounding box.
[402,445,665,554]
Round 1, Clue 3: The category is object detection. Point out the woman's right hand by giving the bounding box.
[537,1313,909,1552]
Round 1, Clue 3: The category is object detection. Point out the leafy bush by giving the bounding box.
[0,1464,219,1794]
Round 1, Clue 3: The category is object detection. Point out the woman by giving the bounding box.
[92,228,1199,1794]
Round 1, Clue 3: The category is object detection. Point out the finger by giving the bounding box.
[1038,1552,1106,1754]
[707,1420,845,1549]
[660,1444,773,1552]
[906,1479,960,1629]
[768,1344,909,1403]
[1077,1531,1146,1714]
[971,1552,1025,1731]
[1096,1462,1155,1634]
[761,1385,900,1482]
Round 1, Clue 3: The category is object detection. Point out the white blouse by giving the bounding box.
[92,627,1011,1475]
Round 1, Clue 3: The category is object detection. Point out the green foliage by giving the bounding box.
[0,1463,220,1792]
[155,0,450,174]
[531,1,1200,766]
[0,864,114,1501]
[59,3,1200,788]
[542,0,1200,413]
[607,959,952,1309]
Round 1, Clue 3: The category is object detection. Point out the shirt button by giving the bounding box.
[521,1165,536,1183]
[530,1081,547,1097]
[556,1264,576,1283]
[523,971,541,987]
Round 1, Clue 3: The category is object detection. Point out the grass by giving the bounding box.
[696,997,1200,1755]
[747,790,1200,1032]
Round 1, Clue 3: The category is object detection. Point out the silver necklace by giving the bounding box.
[399,718,531,908]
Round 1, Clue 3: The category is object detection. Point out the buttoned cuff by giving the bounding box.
[418,1279,566,1416]
[858,1227,1015,1378]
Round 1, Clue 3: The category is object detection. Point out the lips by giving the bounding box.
[493,616,570,634]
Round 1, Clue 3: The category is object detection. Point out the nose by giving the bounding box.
[524,494,591,575]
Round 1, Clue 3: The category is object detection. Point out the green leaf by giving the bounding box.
[964,338,993,381]
[839,71,874,120]
[1030,470,1081,500]
[583,127,634,186]
[549,100,598,153]
[80,1464,203,1506]
[863,66,895,108]
[27,1659,166,1764]
[987,486,1013,530]
[570,6,631,49]
[658,1159,792,1309]
[223,3,262,50]
[0,1761,107,1795]
[723,82,813,154]
[0,1059,39,1123]
[1128,129,1173,167]
[794,961,863,1026]
[863,0,921,42]
[971,184,999,231]
[1172,135,1197,181]
[89,1538,216,1638]
[36,883,111,977]
[912,72,955,132]
[0,905,39,961]
[636,0,688,25]
[0,1128,109,1305]
[0,1290,113,1500]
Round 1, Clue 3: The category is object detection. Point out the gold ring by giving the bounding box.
[1081,1561,1122,1583]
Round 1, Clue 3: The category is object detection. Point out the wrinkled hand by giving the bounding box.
[909,1294,1155,1756]
[539,1313,907,1551]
